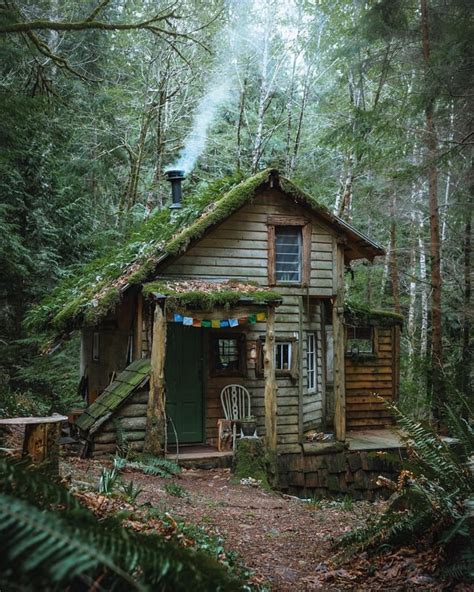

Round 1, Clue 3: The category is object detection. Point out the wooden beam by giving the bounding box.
[133,293,143,361]
[143,303,167,456]
[333,243,346,441]
[263,306,277,452]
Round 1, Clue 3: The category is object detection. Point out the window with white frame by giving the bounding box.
[276,341,292,371]
[275,226,302,283]
[307,332,317,392]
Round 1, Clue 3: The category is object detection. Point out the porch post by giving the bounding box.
[144,302,167,456]
[333,242,346,441]
[264,306,278,452]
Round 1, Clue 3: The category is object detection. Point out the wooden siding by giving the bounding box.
[159,189,334,447]
[345,327,397,429]
[162,189,336,297]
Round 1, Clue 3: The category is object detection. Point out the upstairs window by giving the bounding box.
[275,226,302,283]
[267,216,311,286]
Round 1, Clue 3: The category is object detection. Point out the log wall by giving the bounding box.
[345,326,398,430]
[91,389,148,457]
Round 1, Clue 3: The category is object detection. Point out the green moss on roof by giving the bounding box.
[143,280,282,310]
[76,358,150,433]
[25,171,247,334]
[26,167,383,338]
[345,300,404,326]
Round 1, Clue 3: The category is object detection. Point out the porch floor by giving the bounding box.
[346,428,405,451]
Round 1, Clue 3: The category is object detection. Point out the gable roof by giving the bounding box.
[27,169,384,338]
[76,357,150,433]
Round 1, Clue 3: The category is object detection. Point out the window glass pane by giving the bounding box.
[326,328,333,383]
[307,333,316,391]
[346,327,373,353]
[215,338,240,370]
[275,226,301,283]
[275,342,292,370]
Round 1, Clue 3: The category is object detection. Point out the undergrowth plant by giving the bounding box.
[338,395,474,582]
[0,457,241,591]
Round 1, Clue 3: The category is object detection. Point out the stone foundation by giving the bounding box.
[277,442,403,500]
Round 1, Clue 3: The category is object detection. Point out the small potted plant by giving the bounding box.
[240,415,257,437]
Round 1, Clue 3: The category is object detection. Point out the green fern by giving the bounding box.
[0,459,242,591]
[338,397,474,583]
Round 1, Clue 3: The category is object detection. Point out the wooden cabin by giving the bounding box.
[68,169,402,466]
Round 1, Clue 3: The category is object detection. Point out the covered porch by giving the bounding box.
[142,280,283,458]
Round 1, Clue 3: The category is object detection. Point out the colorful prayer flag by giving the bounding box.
[238,317,248,325]
[256,312,267,322]
[248,314,257,324]
[211,319,220,329]
[201,320,211,328]
[193,318,201,327]
[229,319,239,327]
[220,320,230,328]
[183,316,193,326]
[173,313,183,323]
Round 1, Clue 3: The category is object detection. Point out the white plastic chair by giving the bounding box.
[220,384,251,451]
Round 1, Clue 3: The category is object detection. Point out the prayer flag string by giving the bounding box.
[171,311,267,327]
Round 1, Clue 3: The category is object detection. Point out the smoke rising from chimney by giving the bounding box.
[170,1,253,174]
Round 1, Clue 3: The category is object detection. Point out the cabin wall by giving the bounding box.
[345,326,399,430]
[80,290,137,402]
[161,189,336,297]
[159,190,337,448]
[91,388,148,457]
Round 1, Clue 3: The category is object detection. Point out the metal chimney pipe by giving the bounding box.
[165,169,185,209]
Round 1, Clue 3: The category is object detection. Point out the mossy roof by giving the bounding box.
[27,168,384,337]
[344,301,404,327]
[142,280,282,309]
[76,357,150,433]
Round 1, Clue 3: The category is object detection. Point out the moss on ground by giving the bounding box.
[232,438,272,492]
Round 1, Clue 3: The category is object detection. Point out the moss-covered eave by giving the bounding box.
[163,169,273,257]
[142,280,282,309]
[344,301,404,326]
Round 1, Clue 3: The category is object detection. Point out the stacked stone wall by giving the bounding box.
[277,445,403,500]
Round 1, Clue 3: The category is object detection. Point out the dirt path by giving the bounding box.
[66,461,459,591]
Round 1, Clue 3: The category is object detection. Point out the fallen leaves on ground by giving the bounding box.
[64,459,465,591]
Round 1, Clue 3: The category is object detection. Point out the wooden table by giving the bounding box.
[0,415,67,471]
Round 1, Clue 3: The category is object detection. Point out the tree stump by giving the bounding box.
[232,437,271,491]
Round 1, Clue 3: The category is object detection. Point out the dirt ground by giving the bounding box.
[64,459,470,592]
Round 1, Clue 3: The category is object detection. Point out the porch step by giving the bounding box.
[166,447,233,470]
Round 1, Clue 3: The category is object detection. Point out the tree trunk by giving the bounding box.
[420,0,443,417]
[236,78,247,171]
[407,223,417,377]
[389,193,401,313]
[418,218,429,359]
[143,304,167,456]
[459,174,472,398]
[263,306,277,453]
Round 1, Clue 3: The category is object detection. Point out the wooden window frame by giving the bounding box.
[306,332,317,393]
[209,332,247,377]
[267,216,311,287]
[256,336,298,378]
[345,326,378,357]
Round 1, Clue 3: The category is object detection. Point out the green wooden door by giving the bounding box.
[165,324,204,444]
